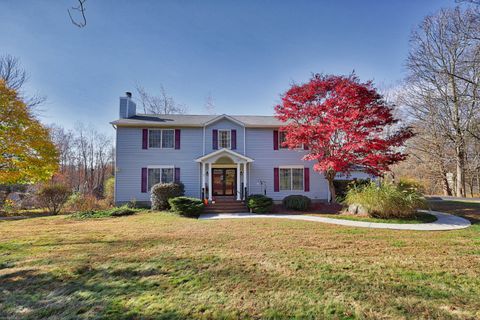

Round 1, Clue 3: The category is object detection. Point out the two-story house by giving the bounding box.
[111,92,372,206]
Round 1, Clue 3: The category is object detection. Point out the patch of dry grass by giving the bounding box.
[0,201,479,319]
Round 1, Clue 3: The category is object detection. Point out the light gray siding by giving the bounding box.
[245,128,329,201]
[115,121,373,205]
[115,127,203,204]
[205,118,245,155]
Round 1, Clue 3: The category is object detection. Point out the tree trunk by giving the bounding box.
[325,169,337,203]
[441,174,452,196]
[439,164,452,196]
[455,144,466,197]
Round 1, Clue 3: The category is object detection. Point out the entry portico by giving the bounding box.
[195,148,254,201]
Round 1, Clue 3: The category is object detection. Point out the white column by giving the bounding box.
[236,162,241,200]
[208,163,213,201]
[201,162,206,198]
[243,162,247,200]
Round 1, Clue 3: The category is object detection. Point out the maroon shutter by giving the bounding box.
[141,167,147,193]
[304,167,310,192]
[273,130,279,150]
[212,129,218,150]
[174,167,180,183]
[142,129,148,149]
[303,144,309,150]
[274,167,279,192]
[231,129,237,150]
[175,129,181,149]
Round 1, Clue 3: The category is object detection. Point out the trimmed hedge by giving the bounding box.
[168,196,204,218]
[282,195,311,211]
[151,182,185,210]
[247,194,273,214]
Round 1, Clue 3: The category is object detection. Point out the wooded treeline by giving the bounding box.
[395,6,480,197]
[50,123,114,197]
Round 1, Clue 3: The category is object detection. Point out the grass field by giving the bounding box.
[0,201,479,319]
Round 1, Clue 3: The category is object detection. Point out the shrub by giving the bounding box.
[247,194,273,213]
[397,178,426,195]
[282,195,311,211]
[344,182,426,219]
[65,192,105,212]
[104,177,115,205]
[151,183,185,210]
[333,179,371,202]
[168,196,204,217]
[72,205,139,219]
[38,183,72,215]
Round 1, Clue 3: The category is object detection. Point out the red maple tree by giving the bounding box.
[275,74,413,202]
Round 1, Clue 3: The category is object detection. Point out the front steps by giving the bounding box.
[204,198,248,213]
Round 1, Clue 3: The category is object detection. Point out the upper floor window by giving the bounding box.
[149,129,174,149]
[218,129,231,149]
[148,166,174,191]
[279,131,303,149]
[279,167,304,191]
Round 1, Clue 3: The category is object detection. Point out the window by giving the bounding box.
[279,167,304,191]
[148,167,174,191]
[162,130,174,148]
[279,131,303,149]
[149,129,175,148]
[218,130,231,149]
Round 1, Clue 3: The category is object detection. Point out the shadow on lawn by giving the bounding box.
[427,200,480,225]
[0,267,189,320]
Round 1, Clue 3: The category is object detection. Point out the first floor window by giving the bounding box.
[149,129,175,148]
[279,167,304,191]
[148,167,174,190]
[218,130,231,149]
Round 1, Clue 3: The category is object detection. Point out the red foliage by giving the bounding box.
[275,74,413,199]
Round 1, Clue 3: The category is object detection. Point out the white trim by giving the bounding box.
[279,166,305,191]
[217,129,232,149]
[146,166,175,192]
[237,163,241,200]
[147,165,174,169]
[243,126,246,155]
[202,126,206,156]
[279,165,304,169]
[148,128,175,149]
[195,148,254,163]
[204,114,245,127]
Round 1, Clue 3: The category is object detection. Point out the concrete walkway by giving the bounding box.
[199,210,471,231]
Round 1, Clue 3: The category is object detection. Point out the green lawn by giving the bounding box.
[0,201,479,319]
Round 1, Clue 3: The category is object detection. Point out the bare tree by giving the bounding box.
[50,123,114,196]
[0,54,46,108]
[135,85,187,114]
[68,0,87,28]
[404,7,480,197]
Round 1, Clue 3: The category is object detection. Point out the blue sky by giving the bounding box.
[0,0,455,135]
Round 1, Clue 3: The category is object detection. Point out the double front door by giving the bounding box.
[212,168,236,196]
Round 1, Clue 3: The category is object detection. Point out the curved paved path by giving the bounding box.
[199,210,471,231]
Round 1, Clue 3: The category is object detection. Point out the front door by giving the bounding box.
[212,168,236,196]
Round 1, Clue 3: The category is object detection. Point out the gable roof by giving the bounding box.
[110,114,284,128]
[195,148,254,163]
